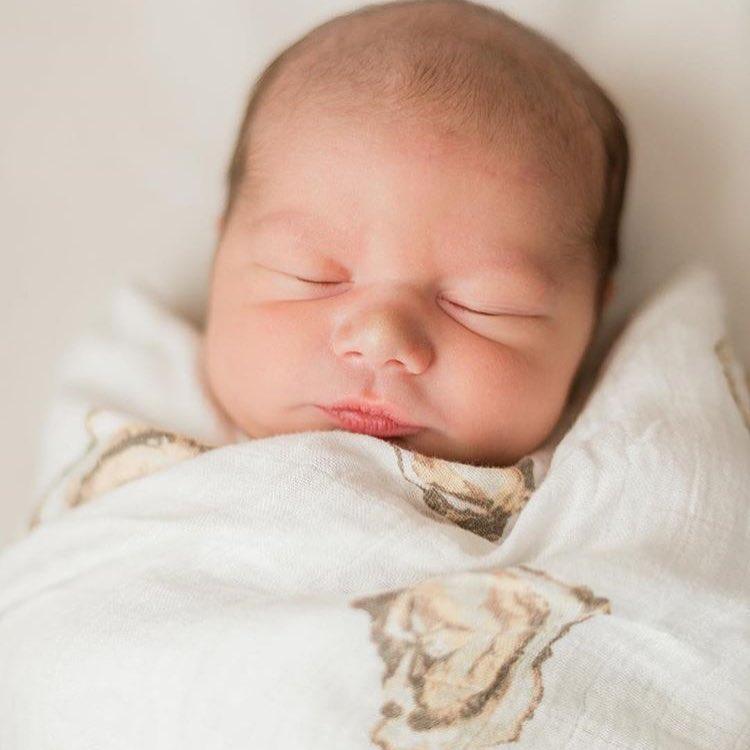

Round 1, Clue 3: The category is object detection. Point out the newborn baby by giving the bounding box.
[201,0,629,468]
[11,8,750,744]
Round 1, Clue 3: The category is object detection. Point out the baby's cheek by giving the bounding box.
[253,303,331,360]
[455,348,559,433]
[216,311,285,381]
[439,347,522,421]
[214,303,327,398]
[203,315,296,437]
[458,344,534,400]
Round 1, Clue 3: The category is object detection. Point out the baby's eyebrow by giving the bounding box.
[246,207,341,240]
[245,208,358,277]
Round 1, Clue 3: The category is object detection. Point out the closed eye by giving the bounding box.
[290,275,542,318]
[292,275,341,287]
[443,299,542,318]
[444,300,498,317]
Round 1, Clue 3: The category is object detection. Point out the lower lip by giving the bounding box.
[319,408,422,437]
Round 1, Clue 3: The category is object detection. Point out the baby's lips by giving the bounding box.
[317,404,423,437]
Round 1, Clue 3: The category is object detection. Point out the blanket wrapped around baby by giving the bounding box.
[0,263,748,750]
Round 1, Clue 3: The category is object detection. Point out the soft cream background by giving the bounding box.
[1,0,748,549]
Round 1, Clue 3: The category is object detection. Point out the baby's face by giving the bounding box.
[203,108,603,466]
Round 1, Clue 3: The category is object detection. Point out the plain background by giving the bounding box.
[1,0,748,550]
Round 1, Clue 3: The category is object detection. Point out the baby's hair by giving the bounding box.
[222,0,629,314]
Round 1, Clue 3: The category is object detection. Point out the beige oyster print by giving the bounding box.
[30,407,213,528]
[352,565,610,749]
[391,444,536,542]
[715,336,750,431]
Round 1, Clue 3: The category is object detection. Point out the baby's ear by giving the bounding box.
[602,277,615,308]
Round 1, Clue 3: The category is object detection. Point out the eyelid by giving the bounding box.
[253,262,343,286]
[292,275,341,286]
[444,299,497,316]
[286,272,543,317]
[443,299,544,318]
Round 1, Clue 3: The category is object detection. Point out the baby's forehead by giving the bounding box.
[240,117,597,280]
[247,96,603,250]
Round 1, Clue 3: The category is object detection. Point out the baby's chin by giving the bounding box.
[384,436,407,448]
[382,432,529,468]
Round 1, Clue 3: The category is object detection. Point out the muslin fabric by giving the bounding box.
[0,262,748,749]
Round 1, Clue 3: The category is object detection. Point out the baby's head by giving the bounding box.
[202,0,629,467]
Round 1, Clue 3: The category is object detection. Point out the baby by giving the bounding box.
[200,0,629,468]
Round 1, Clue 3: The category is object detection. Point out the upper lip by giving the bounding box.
[320,398,419,427]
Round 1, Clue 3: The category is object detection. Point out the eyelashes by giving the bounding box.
[289,275,538,318]
[441,299,502,317]
[292,275,341,287]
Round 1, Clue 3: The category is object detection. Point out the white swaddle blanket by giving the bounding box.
[0,263,748,749]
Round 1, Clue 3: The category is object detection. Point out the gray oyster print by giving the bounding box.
[351,564,610,749]
[30,407,213,528]
[391,444,536,542]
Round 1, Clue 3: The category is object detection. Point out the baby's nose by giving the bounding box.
[332,303,433,375]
